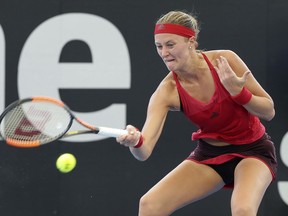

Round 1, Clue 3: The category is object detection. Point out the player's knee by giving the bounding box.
[139,194,166,216]
[232,204,256,216]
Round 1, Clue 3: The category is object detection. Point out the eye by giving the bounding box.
[167,43,174,48]
[156,45,163,49]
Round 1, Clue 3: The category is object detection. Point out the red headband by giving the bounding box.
[154,23,195,38]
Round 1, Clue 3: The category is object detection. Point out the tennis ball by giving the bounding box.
[56,153,77,173]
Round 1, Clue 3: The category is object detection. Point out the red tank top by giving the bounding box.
[172,53,265,145]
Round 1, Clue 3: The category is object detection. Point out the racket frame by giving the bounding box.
[0,96,127,148]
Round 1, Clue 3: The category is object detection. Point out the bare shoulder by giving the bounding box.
[158,72,175,89]
[154,72,177,99]
[203,49,239,61]
[151,72,180,111]
[203,50,248,76]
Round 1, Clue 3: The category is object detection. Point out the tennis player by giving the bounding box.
[116,10,277,216]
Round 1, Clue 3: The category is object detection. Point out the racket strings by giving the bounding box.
[1,102,71,143]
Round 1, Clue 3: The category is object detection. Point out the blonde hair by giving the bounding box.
[156,11,200,39]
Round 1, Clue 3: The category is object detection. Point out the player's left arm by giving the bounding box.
[216,50,275,121]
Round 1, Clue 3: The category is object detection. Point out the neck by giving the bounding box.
[176,52,206,77]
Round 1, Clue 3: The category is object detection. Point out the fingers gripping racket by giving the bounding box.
[0,96,128,148]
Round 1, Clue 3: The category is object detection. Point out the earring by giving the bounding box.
[189,46,192,49]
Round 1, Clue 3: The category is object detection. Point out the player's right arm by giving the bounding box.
[129,87,169,161]
[126,74,177,161]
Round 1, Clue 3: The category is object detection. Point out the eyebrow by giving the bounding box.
[155,40,175,45]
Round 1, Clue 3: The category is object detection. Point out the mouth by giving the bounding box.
[164,58,175,63]
[163,59,176,70]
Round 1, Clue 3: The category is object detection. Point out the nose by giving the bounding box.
[160,47,169,57]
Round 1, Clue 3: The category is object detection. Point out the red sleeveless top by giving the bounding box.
[172,53,265,145]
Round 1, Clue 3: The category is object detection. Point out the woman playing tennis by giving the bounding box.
[116,10,277,216]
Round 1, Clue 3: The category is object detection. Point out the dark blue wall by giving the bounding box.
[0,0,287,215]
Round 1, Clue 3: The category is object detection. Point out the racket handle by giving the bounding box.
[98,127,128,138]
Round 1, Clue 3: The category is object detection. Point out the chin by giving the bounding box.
[165,63,176,71]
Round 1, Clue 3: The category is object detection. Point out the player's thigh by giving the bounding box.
[141,160,225,211]
[231,158,273,213]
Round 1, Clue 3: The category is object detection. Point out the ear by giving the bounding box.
[188,36,196,43]
[188,36,198,49]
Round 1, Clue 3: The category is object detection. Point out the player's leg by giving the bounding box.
[231,158,273,216]
[138,160,225,216]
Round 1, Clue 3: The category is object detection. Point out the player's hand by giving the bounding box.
[116,125,141,147]
[214,56,250,96]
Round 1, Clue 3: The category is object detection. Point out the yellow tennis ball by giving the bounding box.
[56,153,77,173]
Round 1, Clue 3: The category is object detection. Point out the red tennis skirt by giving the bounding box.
[186,133,277,187]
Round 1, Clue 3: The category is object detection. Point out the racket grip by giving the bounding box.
[98,127,128,138]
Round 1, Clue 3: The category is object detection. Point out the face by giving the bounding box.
[154,34,191,72]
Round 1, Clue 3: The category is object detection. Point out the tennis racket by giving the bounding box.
[0,96,128,148]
